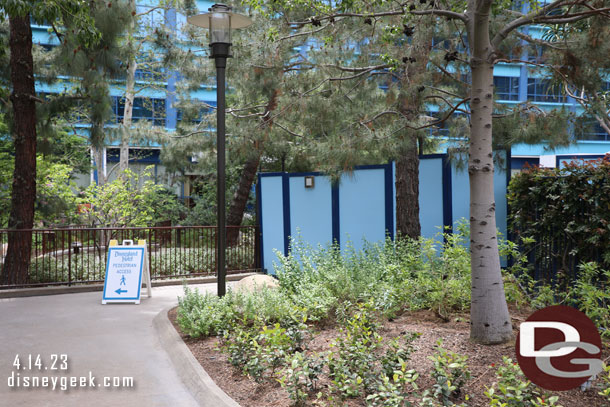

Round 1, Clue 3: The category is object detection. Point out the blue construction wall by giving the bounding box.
[339,167,392,251]
[257,155,509,274]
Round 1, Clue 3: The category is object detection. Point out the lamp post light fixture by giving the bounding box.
[187,4,252,297]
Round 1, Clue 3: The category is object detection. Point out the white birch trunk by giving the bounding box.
[119,0,137,174]
[467,0,513,344]
[120,59,136,173]
[92,145,107,185]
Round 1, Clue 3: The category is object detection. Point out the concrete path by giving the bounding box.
[0,283,228,407]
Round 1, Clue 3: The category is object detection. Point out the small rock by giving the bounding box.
[234,274,279,294]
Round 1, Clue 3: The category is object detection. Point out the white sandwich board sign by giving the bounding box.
[102,240,152,304]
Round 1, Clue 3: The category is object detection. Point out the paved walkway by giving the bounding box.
[0,284,219,407]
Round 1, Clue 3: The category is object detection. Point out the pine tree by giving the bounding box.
[60,0,131,185]
[243,0,610,344]
[160,6,307,240]
[0,0,97,285]
[543,14,610,136]
[115,0,182,176]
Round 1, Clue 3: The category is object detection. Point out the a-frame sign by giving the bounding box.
[102,240,152,304]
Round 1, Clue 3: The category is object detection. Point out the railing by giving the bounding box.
[0,225,260,289]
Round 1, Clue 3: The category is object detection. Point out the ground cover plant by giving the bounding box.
[176,226,610,406]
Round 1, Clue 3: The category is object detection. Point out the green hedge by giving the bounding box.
[508,156,610,282]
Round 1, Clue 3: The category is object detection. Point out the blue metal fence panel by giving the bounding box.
[289,175,333,252]
[339,168,387,252]
[259,175,286,274]
[419,157,444,239]
[450,163,508,234]
[258,154,510,272]
[451,166,470,229]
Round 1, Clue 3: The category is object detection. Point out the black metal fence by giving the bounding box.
[514,219,605,284]
[0,225,260,289]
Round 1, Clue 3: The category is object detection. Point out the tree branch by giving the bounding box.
[492,0,568,49]
[410,9,468,23]
[320,63,390,73]
[361,110,402,124]
[274,122,305,138]
[514,31,566,50]
[278,23,331,42]
[288,9,406,26]
[429,60,469,86]
[136,5,166,18]
[425,95,471,115]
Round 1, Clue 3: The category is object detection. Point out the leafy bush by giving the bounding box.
[279,352,324,406]
[177,285,303,338]
[29,254,106,284]
[504,260,610,339]
[327,302,384,398]
[422,340,470,406]
[508,157,610,281]
[176,287,238,338]
[599,363,610,401]
[150,246,254,276]
[28,241,254,285]
[484,357,561,406]
[174,221,610,406]
[275,225,471,322]
[560,262,610,338]
[221,315,309,383]
[78,167,184,228]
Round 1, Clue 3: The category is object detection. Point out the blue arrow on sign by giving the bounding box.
[115,288,128,295]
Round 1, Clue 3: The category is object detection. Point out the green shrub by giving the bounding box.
[278,352,324,406]
[504,260,610,339]
[177,285,306,339]
[176,287,238,337]
[484,357,561,406]
[421,340,470,406]
[222,316,310,383]
[29,255,106,283]
[599,363,610,401]
[275,225,472,323]
[560,262,610,338]
[508,158,610,280]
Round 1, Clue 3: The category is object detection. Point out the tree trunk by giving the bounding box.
[395,141,420,239]
[119,60,136,173]
[1,15,37,285]
[225,89,280,245]
[393,27,430,240]
[468,0,512,344]
[119,0,137,174]
[92,145,107,185]
[226,155,260,246]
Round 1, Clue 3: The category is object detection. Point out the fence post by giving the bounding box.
[67,229,72,286]
[254,225,261,271]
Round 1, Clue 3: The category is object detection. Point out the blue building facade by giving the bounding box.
[30,2,610,194]
[30,1,216,198]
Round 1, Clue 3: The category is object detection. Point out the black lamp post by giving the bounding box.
[187,4,252,297]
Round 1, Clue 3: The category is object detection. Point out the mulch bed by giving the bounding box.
[168,307,609,407]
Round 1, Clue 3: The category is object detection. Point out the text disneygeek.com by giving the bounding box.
[7,354,134,391]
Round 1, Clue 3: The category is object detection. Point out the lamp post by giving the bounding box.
[187,4,252,297]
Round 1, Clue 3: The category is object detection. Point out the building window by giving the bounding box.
[136,5,166,31]
[176,101,216,124]
[134,69,156,81]
[494,76,520,101]
[577,120,609,142]
[527,78,566,103]
[114,96,166,126]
